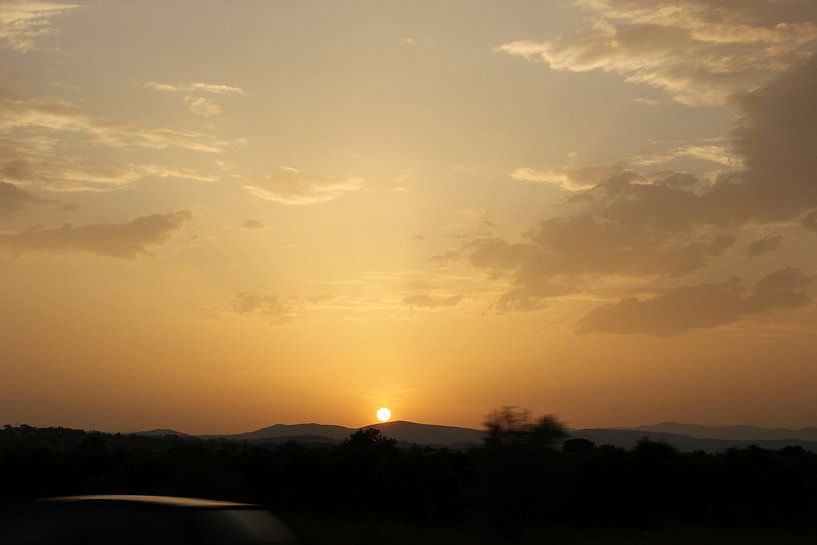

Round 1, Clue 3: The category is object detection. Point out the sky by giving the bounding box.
[2,0,817,434]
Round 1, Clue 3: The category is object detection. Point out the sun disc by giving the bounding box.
[376,407,391,422]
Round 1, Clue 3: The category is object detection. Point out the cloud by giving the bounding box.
[710,56,817,225]
[462,229,734,312]
[453,56,817,314]
[401,294,464,309]
[232,293,298,325]
[144,82,246,96]
[240,219,266,230]
[0,93,232,191]
[747,234,783,257]
[631,144,741,168]
[0,152,218,191]
[0,2,80,52]
[803,211,817,232]
[497,0,817,105]
[232,292,332,325]
[245,167,364,205]
[555,192,595,207]
[0,180,74,213]
[145,82,245,118]
[492,284,576,313]
[0,94,235,153]
[184,96,221,118]
[0,210,191,258]
[576,267,814,336]
[510,165,623,191]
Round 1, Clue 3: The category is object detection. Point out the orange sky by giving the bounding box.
[2,1,817,434]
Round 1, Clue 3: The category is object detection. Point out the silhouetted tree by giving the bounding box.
[563,437,595,454]
[483,406,568,449]
[343,427,397,450]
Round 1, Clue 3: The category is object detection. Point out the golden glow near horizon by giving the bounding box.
[2,1,817,434]
[377,408,392,423]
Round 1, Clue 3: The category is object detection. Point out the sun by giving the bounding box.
[376,407,392,422]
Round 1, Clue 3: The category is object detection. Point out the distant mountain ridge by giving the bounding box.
[214,423,356,441]
[131,421,817,452]
[201,421,484,446]
[619,422,817,442]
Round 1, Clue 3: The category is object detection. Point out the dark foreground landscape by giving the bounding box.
[3,410,817,544]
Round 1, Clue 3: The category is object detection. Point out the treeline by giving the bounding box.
[2,409,817,534]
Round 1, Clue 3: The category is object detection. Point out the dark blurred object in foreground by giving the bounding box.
[0,495,298,544]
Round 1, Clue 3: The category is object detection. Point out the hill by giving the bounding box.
[620,422,817,442]
[204,421,483,447]
[373,420,482,446]
[132,428,190,437]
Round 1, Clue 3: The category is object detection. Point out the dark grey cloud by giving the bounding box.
[747,234,783,257]
[576,267,813,337]
[0,210,191,258]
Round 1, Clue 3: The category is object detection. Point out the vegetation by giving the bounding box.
[3,410,817,543]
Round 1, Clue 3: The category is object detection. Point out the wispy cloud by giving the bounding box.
[245,167,364,205]
[510,165,623,191]
[184,96,221,118]
[1,151,219,192]
[0,2,80,52]
[144,82,246,96]
[0,94,236,152]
